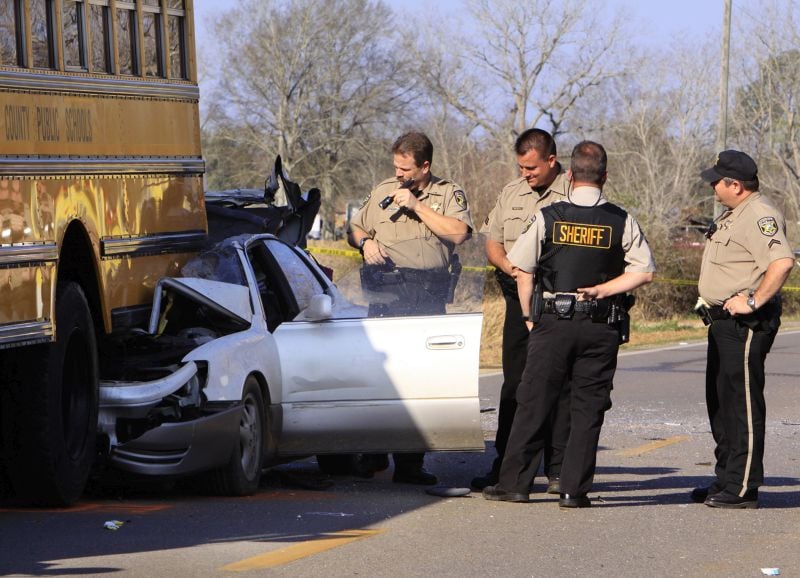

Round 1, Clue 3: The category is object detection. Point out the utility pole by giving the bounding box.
[715,0,732,217]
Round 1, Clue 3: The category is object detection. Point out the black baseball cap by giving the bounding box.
[700,150,758,182]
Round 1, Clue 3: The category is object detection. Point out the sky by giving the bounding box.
[193,0,726,88]
[193,0,725,44]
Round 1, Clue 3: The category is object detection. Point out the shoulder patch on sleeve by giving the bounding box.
[454,190,468,210]
[757,216,778,236]
[360,192,372,208]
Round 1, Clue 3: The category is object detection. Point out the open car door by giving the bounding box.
[246,236,485,456]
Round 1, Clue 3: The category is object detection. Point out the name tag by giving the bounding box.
[552,221,611,248]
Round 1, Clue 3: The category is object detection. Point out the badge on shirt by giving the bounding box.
[431,201,441,212]
[454,190,468,210]
[757,216,778,236]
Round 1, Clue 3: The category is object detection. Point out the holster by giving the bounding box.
[494,269,518,298]
[607,294,635,344]
[531,278,544,322]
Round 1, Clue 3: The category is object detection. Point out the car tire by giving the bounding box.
[316,454,355,475]
[206,376,265,496]
[2,282,99,506]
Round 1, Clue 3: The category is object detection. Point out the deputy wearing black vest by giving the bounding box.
[483,141,656,508]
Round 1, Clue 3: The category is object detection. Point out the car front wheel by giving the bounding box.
[206,376,265,496]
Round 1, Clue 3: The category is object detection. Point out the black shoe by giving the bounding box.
[353,453,390,478]
[470,471,499,490]
[690,483,723,503]
[393,468,438,485]
[559,493,591,508]
[546,476,560,495]
[704,489,758,509]
[482,485,529,503]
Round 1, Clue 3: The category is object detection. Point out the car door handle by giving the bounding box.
[426,335,465,349]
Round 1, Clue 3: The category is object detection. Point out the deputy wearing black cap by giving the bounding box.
[692,150,794,509]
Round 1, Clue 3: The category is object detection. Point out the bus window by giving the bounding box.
[167,1,185,79]
[31,0,55,69]
[0,1,20,66]
[142,1,162,77]
[63,0,87,70]
[89,1,110,73]
[115,1,137,76]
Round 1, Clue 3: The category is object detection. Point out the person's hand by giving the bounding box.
[577,285,600,300]
[362,239,389,265]
[392,188,419,212]
[525,320,534,331]
[723,292,753,316]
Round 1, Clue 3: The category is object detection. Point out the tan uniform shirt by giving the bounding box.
[508,186,656,275]
[699,192,794,306]
[480,171,570,252]
[350,175,473,269]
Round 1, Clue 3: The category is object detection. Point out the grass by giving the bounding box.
[479,297,709,368]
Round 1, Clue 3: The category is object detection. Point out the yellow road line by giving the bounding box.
[617,435,690,457]
[221,528,385,572]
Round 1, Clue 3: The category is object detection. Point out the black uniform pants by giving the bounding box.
[492,293,568,477]
[497,312,619,496]
[706,317,778,495]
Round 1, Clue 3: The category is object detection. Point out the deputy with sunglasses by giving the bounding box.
[692,150,795,509]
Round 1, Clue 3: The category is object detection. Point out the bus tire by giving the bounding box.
[5,282,99,506]
[205,376,265,496]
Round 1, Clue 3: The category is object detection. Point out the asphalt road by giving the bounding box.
[1,330,799,577]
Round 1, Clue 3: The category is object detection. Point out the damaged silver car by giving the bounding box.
[96,233,485,495]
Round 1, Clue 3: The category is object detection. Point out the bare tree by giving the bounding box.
[414,0,630,161]
[730,0,800,238]
[202,0,418,231]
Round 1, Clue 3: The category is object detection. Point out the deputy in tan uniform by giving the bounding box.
[471,128,571,492]
[350,132,472,317]
[348,131,473,484]
[691,150,795,509]
[483,141,655,508]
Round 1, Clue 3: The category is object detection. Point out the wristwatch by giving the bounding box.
[746,293,758,312]
[358,237,371,252]
[521,315,531,322]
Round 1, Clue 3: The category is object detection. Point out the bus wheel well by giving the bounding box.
[58,222,103,334]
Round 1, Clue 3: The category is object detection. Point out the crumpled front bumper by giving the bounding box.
[100,360,242,476]
[109,405,242,476]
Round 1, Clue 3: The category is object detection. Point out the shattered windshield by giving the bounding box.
[180,235,248,286]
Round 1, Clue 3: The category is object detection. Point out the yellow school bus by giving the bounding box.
[0,0,206,505]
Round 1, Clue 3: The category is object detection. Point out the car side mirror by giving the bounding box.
[304,294,332,321]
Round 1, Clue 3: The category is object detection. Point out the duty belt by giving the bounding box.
[542,297,593,314]
[706,306,731,321]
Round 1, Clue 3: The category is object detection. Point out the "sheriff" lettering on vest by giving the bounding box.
[552,221,612,248]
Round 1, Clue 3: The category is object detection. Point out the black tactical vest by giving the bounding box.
[538,202,627,292]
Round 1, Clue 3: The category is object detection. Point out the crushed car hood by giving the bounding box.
[149,277,252,333]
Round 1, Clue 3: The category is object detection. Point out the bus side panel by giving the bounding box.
[0,93,201,158]
[0,265,54,326]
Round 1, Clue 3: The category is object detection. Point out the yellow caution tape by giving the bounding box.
[305,247,800,291]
